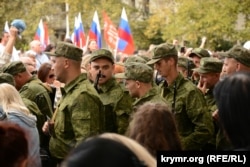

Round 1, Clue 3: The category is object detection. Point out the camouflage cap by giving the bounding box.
[147,43,178,65]
[0,73,15,86]
[1,61,26,76]
[177,56,196,70]
[117,62,153,83]
[46,42,83,61]
[90,49,114,63]
[189,48,210,58]
[116,56,147,66]
[193,57,223,74]
[227,45,250,67]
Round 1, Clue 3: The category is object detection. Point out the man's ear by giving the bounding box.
[64,58,70,68]
[135,80,141,88]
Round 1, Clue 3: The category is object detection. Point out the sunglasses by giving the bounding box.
[49,74,55,78]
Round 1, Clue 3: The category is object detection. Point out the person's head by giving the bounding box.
[177,56,195,79]
[29,40,43,54]
[24,50,36,63]
[127,102,182,156]
[44,43,55,52]
[1,31,9,45]
[1,61,31,90]
[88,49,115,85]
[37,62,55,84]
[0,83,30,115]
[214,72,250,149]
[87,39,98,52]
[193,57,222,89]
[0,122,28,167]
[62,133,156,167]
[0,73,15,86]
[118,62,153,98]
[19,56,37,75]
[48,42,83,84]
[81,54,92,73]
[223,45,250,76]
[189,48,210,67]
[147,43,178,78]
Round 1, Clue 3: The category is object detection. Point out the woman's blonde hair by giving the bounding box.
[0,83,30,115]
[100,133,156,167]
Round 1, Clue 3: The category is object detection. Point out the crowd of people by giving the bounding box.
[0,24,250,167]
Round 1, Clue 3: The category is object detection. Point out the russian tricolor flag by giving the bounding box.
[73,13,86,48]
[34,19,49,50]
[88,11,102,49]
[117,8,135,55]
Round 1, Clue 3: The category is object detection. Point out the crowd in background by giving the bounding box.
[0,25,250,167]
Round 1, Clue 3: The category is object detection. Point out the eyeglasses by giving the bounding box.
[49,74,55,78]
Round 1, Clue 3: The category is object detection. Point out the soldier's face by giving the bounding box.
[51,56,67,83]
[222,58,238,76]
[125,79,139,98]
[191,56,201,68]
[199,73,220,89]
[154,58,171,78]
[89,58,114,85]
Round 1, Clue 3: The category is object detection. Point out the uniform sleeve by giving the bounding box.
[71,93,102,146]
[114,92,133,134]
[183,89,214,150]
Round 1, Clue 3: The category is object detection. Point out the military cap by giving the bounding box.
[177,56,196,70]
[147,43,178,65]
[0,73,15,86]
[189,48,210,58]
[227,45,250,67]
[1,61,26,76]
[90,49,114,63]
[46,42,83,61]
[193,57,223,74]
[117,62,153,83]
[116,56,147,66]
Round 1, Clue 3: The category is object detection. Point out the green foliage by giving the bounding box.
[1,0,250,51]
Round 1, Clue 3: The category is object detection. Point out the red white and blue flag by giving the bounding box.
[117,8,135,55]
[73,13,86,49]
[34,19,50,49]
[88,11,102,49]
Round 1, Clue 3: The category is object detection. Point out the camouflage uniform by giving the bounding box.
[132,86,168,111]
[193,57,224,150]
[48,42,103,159]
[98,77,133,134]
[90,49,133,134]
[49,73,103,159]
[147,44,214,150]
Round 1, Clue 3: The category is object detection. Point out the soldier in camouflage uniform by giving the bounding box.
[88,49,133,134]
[177,56,196,80]
[42,42,103,165]
[1,61,53,155]
[117,62,167,111]
[194,57,222,113]
[147,43,214,150]
[193,57,223,150]
[215,45,250,150]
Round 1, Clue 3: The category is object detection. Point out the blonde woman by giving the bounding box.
[62,133,156,167]
[0,83,41,167]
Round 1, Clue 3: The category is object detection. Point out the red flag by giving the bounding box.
[103,11,118,49]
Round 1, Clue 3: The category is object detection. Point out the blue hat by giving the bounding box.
[11,19,26,38]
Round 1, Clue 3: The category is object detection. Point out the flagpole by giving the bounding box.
[65,1,70,39]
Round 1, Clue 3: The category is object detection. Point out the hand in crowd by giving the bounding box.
[197,80,208,94]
